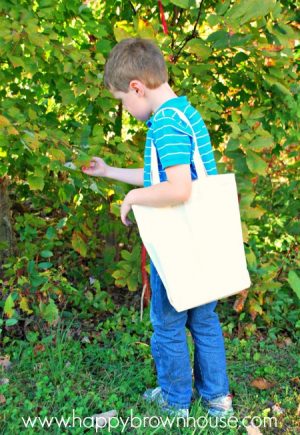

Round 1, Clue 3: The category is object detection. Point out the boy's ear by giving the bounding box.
[129,80,145,96]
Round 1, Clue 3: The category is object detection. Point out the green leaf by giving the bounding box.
[39,298,59,324]
[287,222,300,236]
[72,231,87,257]
[45,227,56,240]
[273,82,293,97]
[73,152,91,168]
[27,175,45,191]
[206,30,229,49]
[0,162,8,177]
[246,151,268,176]
[30,275,48,288]
[4,294,15,318]
[207,14,219,27]
[38,262,53,270]
[127,274,138,291]
[226,0,277,25]
[248,137,274,152]
[170,0,189,8]
[92,125,104,139]
[228,121,241,139]
[28,33,48,48]
[246,248,257,270]
[20,297,33,314]
[186,39,211,60]
[0,115,10,127]
[26,331,39,343]
[6,318,18,326]
[121,250,131,261]
[96,39,112,55]
[49,148,66,162]
[228,33,253,47]
[112,270,127,279]
[88,87,100,100]
[60,89,76,105]
[241,205,265,219]
[41,250,53,258]
[216,0,231,15]
[9,56,25,68]
[232,52,249,65]
[113,26,132,42]
[287,271,300,299]
[226,138,239,151]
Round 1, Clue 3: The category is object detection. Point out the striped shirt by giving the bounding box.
[144,96,218,187]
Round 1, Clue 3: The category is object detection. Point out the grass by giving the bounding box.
[0,306,299,434]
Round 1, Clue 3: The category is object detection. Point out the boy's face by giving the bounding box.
[111,82,152,121]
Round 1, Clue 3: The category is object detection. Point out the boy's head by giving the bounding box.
[104,38,168,93]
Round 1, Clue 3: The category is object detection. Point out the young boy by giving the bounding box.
[82,38,234,418]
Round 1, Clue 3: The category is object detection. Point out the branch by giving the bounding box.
[172,0,204,63]
[128,1,136,15]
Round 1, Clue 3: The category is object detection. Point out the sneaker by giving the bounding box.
[143,387,189,418]
[202,393,234,417]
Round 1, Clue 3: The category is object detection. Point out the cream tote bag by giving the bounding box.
[132,107,251,311]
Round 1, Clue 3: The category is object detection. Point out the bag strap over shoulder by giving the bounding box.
[150,106,207,185]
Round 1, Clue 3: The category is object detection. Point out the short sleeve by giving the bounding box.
[152,114,193,169]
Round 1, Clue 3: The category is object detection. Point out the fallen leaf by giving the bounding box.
[34,344,45,355]
[291,377,300,386]
[0,395,6,404]
[283,337,292,346]
[246,423,263,435]
[0,356,11,370]
[276,337,293,348]
[234,289,249,312]
[0,378,9,385]
[92,410,118,429]
[296,403,300,417]
[272,403,284,415]
[250,377,276,390]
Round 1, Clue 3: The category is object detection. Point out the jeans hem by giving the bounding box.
[201,391,231,402]
[161,391,190,409]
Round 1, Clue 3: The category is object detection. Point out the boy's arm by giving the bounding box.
[82,157,144,186]
[121,164,192,225]
[106,167,144,186]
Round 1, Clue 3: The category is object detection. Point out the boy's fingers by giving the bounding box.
[121,214,131,226]
[82,162,95,171]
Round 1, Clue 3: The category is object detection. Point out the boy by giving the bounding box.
[82,38,233,418]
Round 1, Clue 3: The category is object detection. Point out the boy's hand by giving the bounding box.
[82,157,110,177]
[121,190,135,226]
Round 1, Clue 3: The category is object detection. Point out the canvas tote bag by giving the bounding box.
[132,107,251,311]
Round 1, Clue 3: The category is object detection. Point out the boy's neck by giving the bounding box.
[147,82,178,114]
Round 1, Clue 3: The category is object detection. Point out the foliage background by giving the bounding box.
[0,0,299,341]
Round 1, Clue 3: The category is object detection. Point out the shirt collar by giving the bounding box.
[146,96,188,127]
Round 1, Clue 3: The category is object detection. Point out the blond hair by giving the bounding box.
[104,38,168,92]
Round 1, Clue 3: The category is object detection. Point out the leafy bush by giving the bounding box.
[0,0,299,336]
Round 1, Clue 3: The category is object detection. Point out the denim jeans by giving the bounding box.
[149,260,230,409]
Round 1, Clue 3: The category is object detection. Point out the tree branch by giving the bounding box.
[127,0,136,15]
[173,0,204,63]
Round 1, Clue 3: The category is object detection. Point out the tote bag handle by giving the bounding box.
[150,107,208,185]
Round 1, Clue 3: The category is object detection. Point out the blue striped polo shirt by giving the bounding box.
[144,96,218,187]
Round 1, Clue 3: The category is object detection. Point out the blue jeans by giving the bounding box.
[149,260,230,409]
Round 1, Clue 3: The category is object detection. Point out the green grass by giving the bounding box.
[1,306,299,434]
